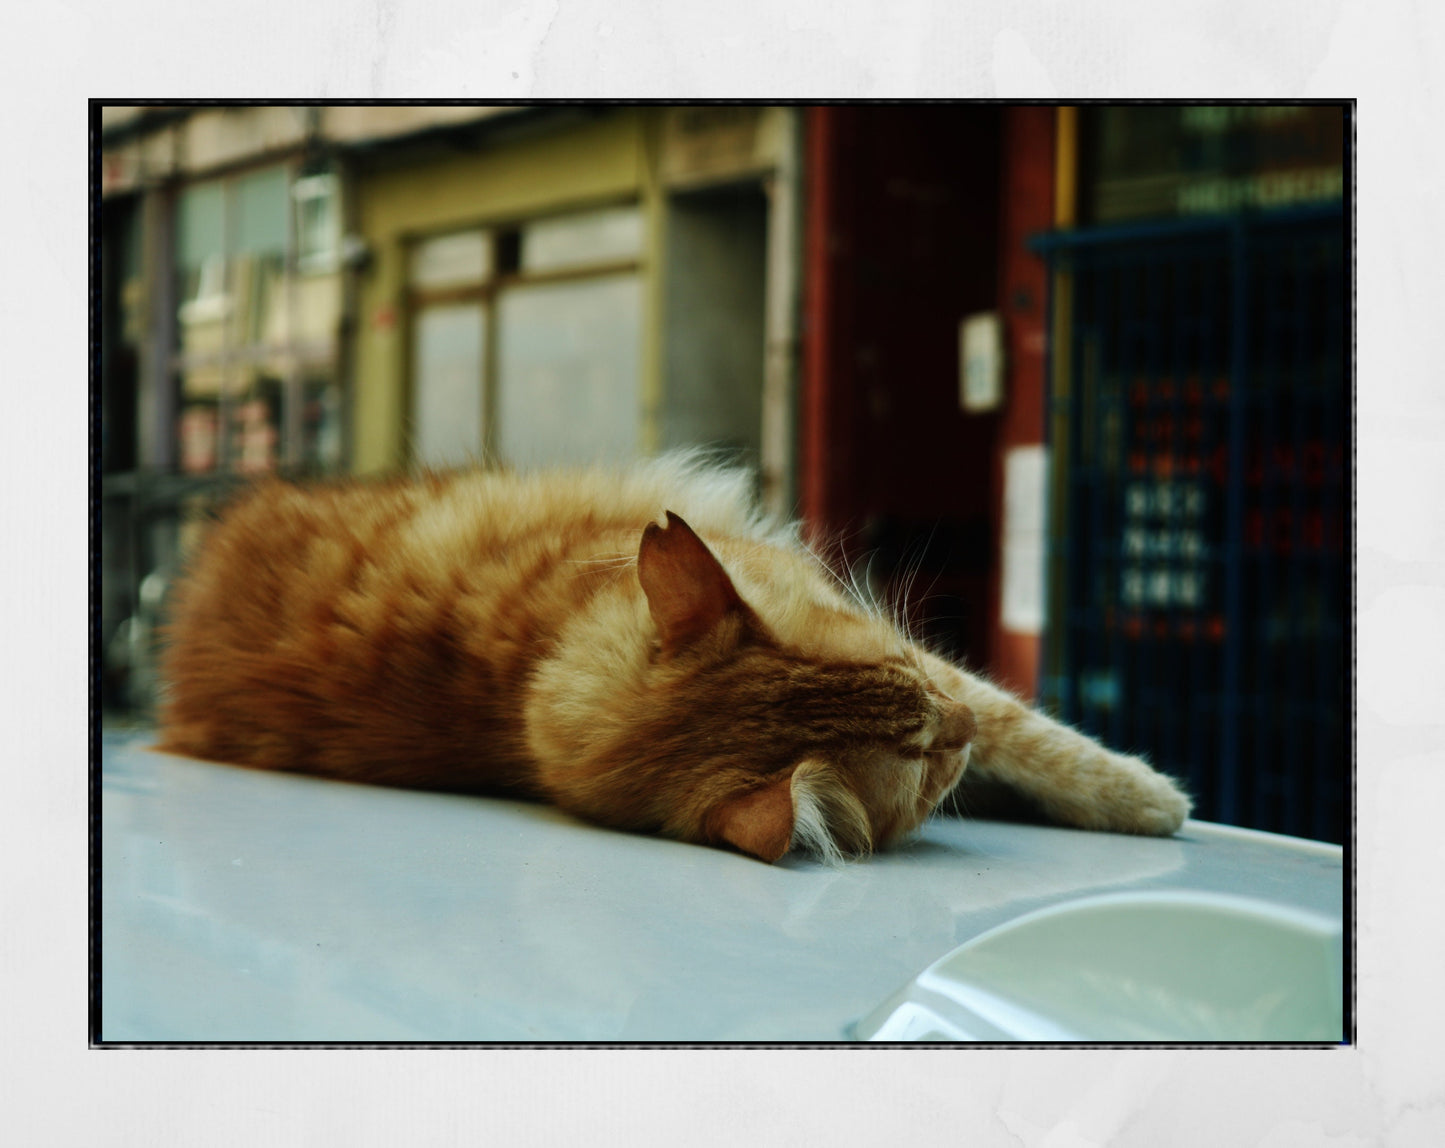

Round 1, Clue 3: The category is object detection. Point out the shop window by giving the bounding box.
[293,173,340,273]
[228,374,284,474]
[1085,106,1345,224]
[406,205,643,472]
[302,374,343,470]
[495,274,641,468]
[519,205,642,273]
[411,229,492,290]
[408,229,491,470]
[177,182,228,353]
[412,303,488,468]
[172,165,343,476]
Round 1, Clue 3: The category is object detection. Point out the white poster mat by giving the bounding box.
[8,4,1440,1144]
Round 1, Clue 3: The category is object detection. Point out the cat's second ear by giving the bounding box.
[637,511,747,654]
[708,775,796,863]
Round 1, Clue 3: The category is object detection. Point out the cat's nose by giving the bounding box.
[933,700,976,753]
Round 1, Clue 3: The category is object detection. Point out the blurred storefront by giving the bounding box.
[100,107,517,711]
[345,105,799,499]
[800,104,1346,842]
[1034,105,1348,843]
[98,103,1347,842]
[98,104,802,715]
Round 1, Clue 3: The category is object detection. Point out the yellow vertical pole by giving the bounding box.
[1044,106,1079,709]
[759,106,803,519]
[638,109,666,456]
[1054,106,1078,228]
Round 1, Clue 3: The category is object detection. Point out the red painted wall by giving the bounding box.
[984,107,1056,699]
[801,106,1005,667]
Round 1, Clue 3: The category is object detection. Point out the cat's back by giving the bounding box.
[157,454,779,778]
[167,472,445,633]
[397,452,771,551]
[168,452,777,655]
[183,452,749,567]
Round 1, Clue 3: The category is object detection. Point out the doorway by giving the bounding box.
[661,183,769,470]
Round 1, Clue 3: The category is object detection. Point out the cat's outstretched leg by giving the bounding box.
[916,650,1191,836]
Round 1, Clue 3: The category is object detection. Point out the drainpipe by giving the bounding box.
[801,106,837,542]
[760,106,804,520]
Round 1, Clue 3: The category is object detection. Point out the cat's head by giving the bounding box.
[626,511,976,864]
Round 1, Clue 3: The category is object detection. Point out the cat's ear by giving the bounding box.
[708,774,796,863]
[637,511,747,654]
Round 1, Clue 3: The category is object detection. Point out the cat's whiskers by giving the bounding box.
[893,538,947,650]
[853,549,888,618]
[566,553,637,570]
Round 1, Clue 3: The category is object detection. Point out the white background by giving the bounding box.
[6,2,1441,1142]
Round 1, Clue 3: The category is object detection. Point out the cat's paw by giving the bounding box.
[1093,754,1192,836]
[1041,751,1191,837]
[1122,774,1192,835]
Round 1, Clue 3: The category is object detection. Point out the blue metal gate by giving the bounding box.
[1032,203,1347,843]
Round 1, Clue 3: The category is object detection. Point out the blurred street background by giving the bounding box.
[97,103,1348,842]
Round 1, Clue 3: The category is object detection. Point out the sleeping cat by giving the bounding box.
[156,452,1190,864]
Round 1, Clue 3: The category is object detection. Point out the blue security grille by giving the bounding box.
[1032,204,1347,843]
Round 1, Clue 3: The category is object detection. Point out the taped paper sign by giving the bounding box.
[1001,445,1048,635]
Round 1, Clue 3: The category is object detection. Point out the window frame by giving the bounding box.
[403,199,645,471]
[169,159,346,478]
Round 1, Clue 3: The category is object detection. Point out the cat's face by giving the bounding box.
[633,512,975,863]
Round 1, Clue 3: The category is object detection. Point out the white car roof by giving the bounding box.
[100,731,1344,1043]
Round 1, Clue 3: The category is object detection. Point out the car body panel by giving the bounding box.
[99,731,1345,1043]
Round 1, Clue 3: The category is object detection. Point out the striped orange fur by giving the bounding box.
[157,453,1189,862]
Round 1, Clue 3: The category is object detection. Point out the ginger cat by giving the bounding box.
[157,453,1190,863]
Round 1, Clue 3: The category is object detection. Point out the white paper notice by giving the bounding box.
[1001,444,1048,635]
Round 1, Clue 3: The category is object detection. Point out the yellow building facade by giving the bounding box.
[346,105,801,507]
[100,104,800,713]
